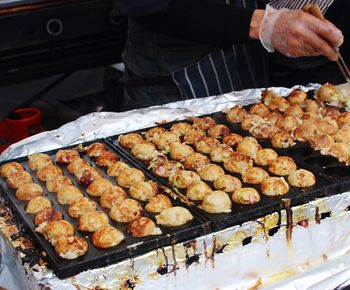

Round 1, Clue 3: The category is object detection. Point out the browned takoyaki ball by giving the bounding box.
[197,164,225,181]
[222,133,243,148]
[294,123,318,142]
[43,220,74,245]
[16,183,43,201]
[100,186,127,209]
[151,157,183,178]
[128,217,161,237]
[0,162,24,178]
[287,89,307,106]
[57,185,84,205]
[268,96,290,113]
[250,123,281,139]
[284,104,304,119]
[213,175,242,193]
[183,128,206,145]
[28,154,53,171]
[7,170,33,189]
[145,194,172,213]
[226,105,250,123]
[26,196,52,214]
[210,144,233,163]
[119,133,143,149]
[169,122,192,137]
[67,158,89,175]
[271,131,295,148]
[154,131,180,152]
[192,116,216,131]
[254,148,278,166]
[224,152,253,174]
[85,142,107,157]
[169,170,201,189]
[232,187,260,205]
[92,226,125,248]
[78,211,109,232]
[129,181,158,202]
[288,169,316,188]
[276,116,298,133]
[37,165,63,182]
[55,149,80,164]
[241,115,264,131]
[46,176,73,193]
[249,103,270,117]
[329,142,350,163]
[183,153,210,171]
[322,107,340,119]
[337,112,350,129]
[261,89,280,106]
[145,127,166,142]
[264,111,283,125]
[155,207,193,227]
[117,168,145,188]
[75,166,102,186]
[107,161,130,177]
[109,199,143,223]
[55,236,88,260]
[305,99,320,114]
[261,177,289,196]
[309,133,334,153]
[207,124,231,139]
[236,137,261,159]
[317,83,339,104]
[269,156,297,176]
[86,178,113,197]
[131,141,157,161]
[199,191,232,213]
[195,137,220,154]
[95,151,118,167]
[242,167,269,184]
[169,142,194,161]
[334,127,350,143]
[317,116,339,135]
[68,197,97,218]
[186,181,212,201]
[34,208,63,227]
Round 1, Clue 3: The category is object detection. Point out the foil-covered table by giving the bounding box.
[1,84,350,290]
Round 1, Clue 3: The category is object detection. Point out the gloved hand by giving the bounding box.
[259,5,344,61]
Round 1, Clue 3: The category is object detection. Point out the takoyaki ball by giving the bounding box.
[224,152,253,174]
[34,208,63,227]
[151,157,184,178]
[128,217,161,237]
[269,156,297,176]
[232,187,260,205]
[261,177,289,196]
[129,181,158,202]
[169,142,194,161]
[26,196,52,214]
[67,158,89,175]
[86,178,113,197]
[287,89,307,106]
[109,199,143,223]
[169,170,201,189]
[271,131,295,148]
[302,112,320,123]
[334,127,350,143]
[317,116,339,135]
[267,96,290,113]
[284,104,304,119]
[92,226,125,248]
[294,123,318,142]
[37,165,63,182]
[210,144,233,163]
[57,185,84,205]
[145,194,172,213]
[100,186,127,209]
[156,207,193,227]
[242,167,269,184]
[85,142,107,157]
[236,137,261,159]
[192,116,216,131]
[16,183,42,201]
[78,211,109,232]
[241,115,264,131]
[317,83,339,105]
[75,167,102,186]
[183,128,206,145]
[28,154,53,171]
[0,162,24,178]
[195,137,220,154]
[199,191,232,213]
[309,133,334,153]
[223,133,243,148]
[337,112,350,129]
[254,148,278,166]
[186,181,212,201]
[131,141,157,161]
[183,153,210,171]
[119,133,143,149]
[145,127,166,142]
[305,99,320,113]
[264,111,283,125]
[276,115,298,133]
[55,149,80,164]
[261,89,280,105]
[46,176,73,193]
[55,236,88,260]
[329,142,350,163]
[249,103,270,117]
[117,168,145,188]
[107,161,130,177]
[95,151,118,167]
[250,123,280,139]
[68,197,97,218]
[226,105,250,123]
[43,220,74,246]
[213,175,242,193]
[207,124,231,139]
[170,122,192,137]
[154,131,180,152]
[322,107,340,119]
[7,170,33,189]
[288,169,316,188]
[197,164,225,181]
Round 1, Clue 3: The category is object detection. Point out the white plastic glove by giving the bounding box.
[259,4,344,61]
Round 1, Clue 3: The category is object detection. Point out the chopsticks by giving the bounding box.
[303,4,350,84]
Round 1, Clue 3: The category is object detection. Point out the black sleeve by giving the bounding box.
[133,0,256,46]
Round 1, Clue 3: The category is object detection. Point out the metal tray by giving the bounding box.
[0,140,209,279]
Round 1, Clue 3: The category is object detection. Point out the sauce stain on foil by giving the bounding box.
[283,199,293,245]
[315,207,321,224]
